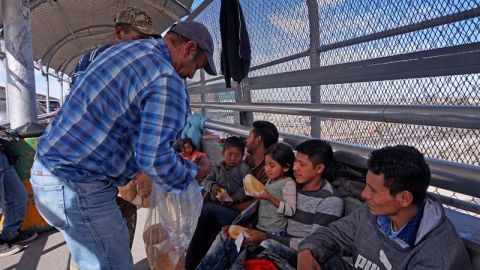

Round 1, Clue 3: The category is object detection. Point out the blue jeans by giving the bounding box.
[30,160,133,270]
[196,232,239,270]
[186,201,239,270]
[260,239,297,267]
[0,150,28,242]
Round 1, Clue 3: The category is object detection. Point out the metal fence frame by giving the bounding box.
[187,1,480,214]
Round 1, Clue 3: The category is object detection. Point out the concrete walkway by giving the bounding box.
[0,208,149,270]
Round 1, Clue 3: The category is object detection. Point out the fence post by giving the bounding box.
[233,81,242,124]
[59,76,64,105]
[238,79,253,126]
[200,70,206,115]
[307,0,321,138]
[45,71,50,113]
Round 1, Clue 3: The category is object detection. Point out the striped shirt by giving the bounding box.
[276,179,296,217]
[267,180,344,250]
[36,38,197,193]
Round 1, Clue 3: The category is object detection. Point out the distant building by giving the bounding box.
[0,86,60,122]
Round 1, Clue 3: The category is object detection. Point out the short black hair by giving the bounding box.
[266,143,295,177]
[295,139,333,168]
[223,136,246,153]
[368,145,430,206]
[252,121,279,149]
[181,137,196,152]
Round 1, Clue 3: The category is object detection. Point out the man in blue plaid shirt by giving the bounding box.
[30,21,216,270]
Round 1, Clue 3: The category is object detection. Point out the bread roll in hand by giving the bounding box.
[243,174,265,196]
[228,225,249,240]
[215,187,234,202]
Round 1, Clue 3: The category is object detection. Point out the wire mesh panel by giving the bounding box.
[250,87,311,103]
[241,1,310,73]
[253,113,311,136]
[188,0,480,214]
[428,187,480,217]
[204,109,236,123]
[204,92,236,102]
[190,0,223,82]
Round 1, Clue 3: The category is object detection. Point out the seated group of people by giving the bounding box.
[181,120,472,270]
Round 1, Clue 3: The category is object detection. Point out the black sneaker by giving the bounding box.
[0,243,23,257]
[10,231,38,245]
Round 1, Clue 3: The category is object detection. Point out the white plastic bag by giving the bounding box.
[143,181,203,270]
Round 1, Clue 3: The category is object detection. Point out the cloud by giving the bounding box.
[267,0,345,38]
[267,4,308,40]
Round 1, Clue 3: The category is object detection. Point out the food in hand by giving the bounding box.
[228,225,249,240]
[215,187,234,202]
[243,174,265,196]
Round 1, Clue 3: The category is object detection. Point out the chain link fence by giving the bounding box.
[187,0,480,215]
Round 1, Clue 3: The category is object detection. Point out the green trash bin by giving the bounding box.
[1,137,51,232]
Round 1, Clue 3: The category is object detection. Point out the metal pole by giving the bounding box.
[239,80,253,126]
[200,70,206,115]
[2,0,37,128]
[1,57,9,123]
[45,71,50,113]
[59,77,64,105]
[190,102,480,130]
[233,82,242,125]
[307,0,321,138]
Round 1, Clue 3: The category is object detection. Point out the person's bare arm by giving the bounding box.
[243,228,267,246]
[297,250,322,270]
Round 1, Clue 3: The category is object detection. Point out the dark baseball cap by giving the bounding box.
[169,21,217,75]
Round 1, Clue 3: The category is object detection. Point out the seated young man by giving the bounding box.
[196,139,344,269]
[298,145,472,270]
[185,121,279,270]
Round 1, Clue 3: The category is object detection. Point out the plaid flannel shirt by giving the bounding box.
[37,38,197,192]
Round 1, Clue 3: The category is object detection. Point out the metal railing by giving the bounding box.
[191,102,480,130]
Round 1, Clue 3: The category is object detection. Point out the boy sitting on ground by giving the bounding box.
[203,136,250,205]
